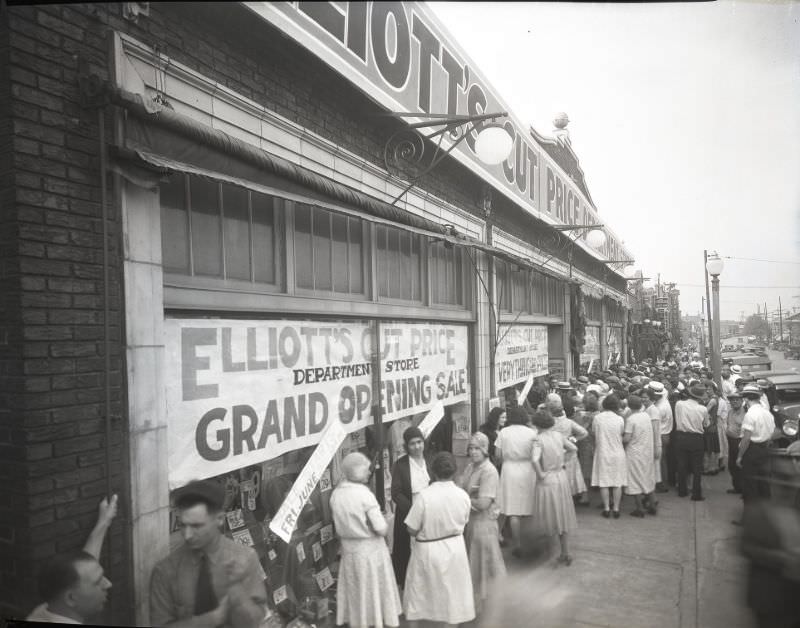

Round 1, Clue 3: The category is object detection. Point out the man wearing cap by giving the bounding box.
[737,384,776,504]
[150,480,267,628]
[673,383,711,500]
[647,382,673,492]
[725,392,746,494]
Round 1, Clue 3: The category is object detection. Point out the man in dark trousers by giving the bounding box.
[673,383,710,501]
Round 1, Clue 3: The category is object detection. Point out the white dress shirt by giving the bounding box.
[674,399,709,434]
[741,404,775,443]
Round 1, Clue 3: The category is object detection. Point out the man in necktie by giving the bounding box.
[150,480,267,628]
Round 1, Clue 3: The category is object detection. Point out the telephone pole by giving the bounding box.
[703,250,713,355]
[779,296,784,341]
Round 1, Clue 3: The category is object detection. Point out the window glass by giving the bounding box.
[511,268,529,313]
[160,175,189,274]
[532,272,546,314]
[348,220,363,294]
[313,210,333,291]
[222,184,251,281]
[430,242,464,306]
[252,192,276,285]
[294,204,313,289]
[496,261,510,312]
[377,225,421,303]
[332,213,349,293]
[190,177,222,277]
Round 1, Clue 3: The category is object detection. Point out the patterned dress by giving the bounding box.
[458,459,506,613]
[574,410,596,486]
[329,481,402,628]
[532,430,578,535]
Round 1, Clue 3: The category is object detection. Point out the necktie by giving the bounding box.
[194,553,218,615]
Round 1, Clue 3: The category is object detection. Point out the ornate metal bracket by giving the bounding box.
[380,111,507,206]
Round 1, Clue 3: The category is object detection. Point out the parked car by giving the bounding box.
[723,353,772,374]
[763,373,800,447]
[784,345,800,360]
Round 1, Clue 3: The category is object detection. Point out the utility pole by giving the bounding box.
[779,296,784,341]
[703,250,713,356]
[764,301,769,343]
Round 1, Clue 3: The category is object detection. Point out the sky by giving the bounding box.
[428,0,800,324]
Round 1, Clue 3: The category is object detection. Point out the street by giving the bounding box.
[477,472,755,628]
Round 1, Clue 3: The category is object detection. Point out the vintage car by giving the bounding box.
[763,373,800,446]
[722,353,772,374]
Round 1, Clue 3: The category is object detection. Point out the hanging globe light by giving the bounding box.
[585,228,607,249]
[474,124,514,165]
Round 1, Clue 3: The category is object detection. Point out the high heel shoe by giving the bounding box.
[612,511,621,519]
[602,509,610,518]
[557,554,573,566]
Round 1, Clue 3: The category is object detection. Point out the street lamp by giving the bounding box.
[705,251,724,392]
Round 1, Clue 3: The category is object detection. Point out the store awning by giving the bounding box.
[108,85,566,282]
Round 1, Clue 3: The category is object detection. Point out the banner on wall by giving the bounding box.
[579,326,601,372]
[495,324,548,390]
[607,327,622,366]
[164,319,469,488]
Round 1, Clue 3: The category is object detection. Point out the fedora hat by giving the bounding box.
[687,383,706,400]
[730,365,742,374]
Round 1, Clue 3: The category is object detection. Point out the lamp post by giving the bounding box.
[706,252,724,392]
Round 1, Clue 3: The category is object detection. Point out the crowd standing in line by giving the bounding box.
[26,346,797,627]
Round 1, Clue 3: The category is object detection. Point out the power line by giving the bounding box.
[675,283,799,288]
[722,256,800,265]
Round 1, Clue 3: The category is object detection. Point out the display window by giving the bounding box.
[579,326,602,373]
[163,316,473,622]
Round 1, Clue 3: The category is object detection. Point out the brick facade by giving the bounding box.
[1,3,617,623]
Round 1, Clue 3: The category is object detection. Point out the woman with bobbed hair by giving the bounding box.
[390,426,431,588]
[479,407,506,469]
[403,452,474,627]
[458,432,506,613]
[574,390,600,505]
[494,406,538,556]
[591,394,628,518]
[531,411,578,565]
[330,452,402,628]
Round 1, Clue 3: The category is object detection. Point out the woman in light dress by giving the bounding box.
[330,452,402,628]
[622,395,660,518]
[458,432,506,613]
[591,394,628,518]
[494,406,538,557]
[404,452,474,628]
[531,411,579,565]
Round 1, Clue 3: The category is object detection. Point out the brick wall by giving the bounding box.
[3,3,613,623]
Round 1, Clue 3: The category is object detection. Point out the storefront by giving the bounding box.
[3,2,634,623]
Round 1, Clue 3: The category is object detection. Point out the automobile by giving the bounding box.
[722,353,772,374]
[750,369,798,380]
[763,373,800,447]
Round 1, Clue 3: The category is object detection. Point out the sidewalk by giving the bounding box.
[478,472,757,628]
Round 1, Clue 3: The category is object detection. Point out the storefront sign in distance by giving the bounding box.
[494,324,549,391]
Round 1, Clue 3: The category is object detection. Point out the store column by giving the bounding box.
[600,297,608,368]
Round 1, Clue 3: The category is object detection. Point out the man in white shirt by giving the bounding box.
[647,382,673,493]
[755,379,771,411]
[730,364,742,386]
[721,367,736,400]
[674,383,711,501]
[737,384,776,503]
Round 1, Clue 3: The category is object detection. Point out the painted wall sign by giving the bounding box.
[580,326,601,371]
[495,324,549,390]
[242,1,631,263]
[165,318,469,488]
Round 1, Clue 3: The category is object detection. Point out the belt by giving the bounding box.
[676,430,703,436]
[416,532,462,543]
[749,441,769,447]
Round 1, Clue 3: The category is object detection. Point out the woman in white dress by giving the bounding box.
[330,452,402,628]
[404,452,474,627]
[591,394,627,519]
[531,411,578,566]
[494,406,538,557]
[622,395,659,518]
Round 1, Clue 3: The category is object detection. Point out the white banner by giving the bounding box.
[165,319,373,489]
[269,418,347,542]
[379,322,470,422]
[165,319,470,488]
[417,401,445,439]
[495,324,549,390]
[518,374,535,404]
[580,326,601,370]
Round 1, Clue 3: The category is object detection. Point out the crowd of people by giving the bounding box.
[23,348,797,628]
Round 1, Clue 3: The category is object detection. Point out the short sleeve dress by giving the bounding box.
[330,480,402,628]
[591,411,627,487]
[532,430,578,535]
[458,460,506,612]
[624,411,656,496]
[495,424,538,516]
[403,481,475,625]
